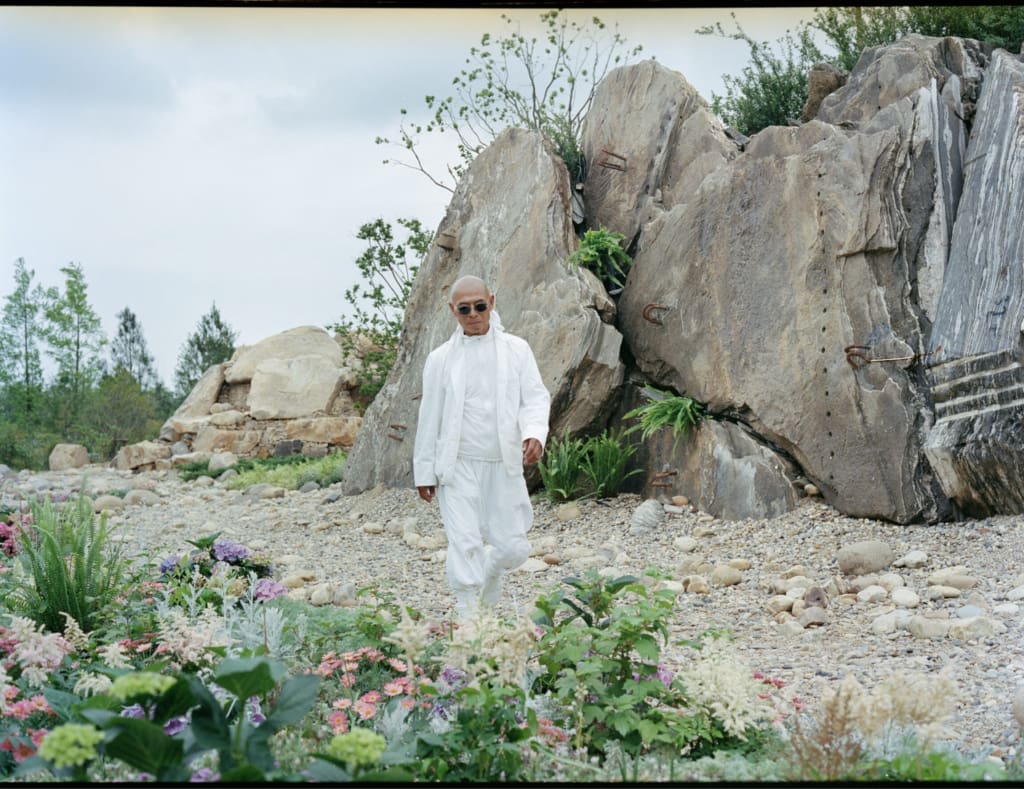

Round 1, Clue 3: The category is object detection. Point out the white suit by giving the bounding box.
[414,311,550,617]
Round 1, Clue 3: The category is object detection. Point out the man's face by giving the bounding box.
[449,283,495,336]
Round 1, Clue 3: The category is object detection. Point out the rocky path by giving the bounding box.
[3,464,1024,768]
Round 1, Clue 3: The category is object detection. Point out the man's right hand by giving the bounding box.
[417,485,436,503]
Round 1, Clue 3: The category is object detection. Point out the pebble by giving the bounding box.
[4,465,1024,766]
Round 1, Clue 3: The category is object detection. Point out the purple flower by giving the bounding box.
[656,663,674,689]
[120,703,148,719]
[246,696,266,725]
[158,555,180,574]
[189,768,219,782]
[439,665,467,691]
[212,539,251,563]
[164,716,188,736]
[252,577,288,601]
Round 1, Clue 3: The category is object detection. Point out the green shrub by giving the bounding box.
[623,386,706,448]
[4,494,127,634]
[225,451,346,491]
[579,429,643,498]
[568,228,633,294]
[536,436,589,502]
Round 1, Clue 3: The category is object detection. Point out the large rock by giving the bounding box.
[248,356,345,420]
[224,326,345,384]
[341,127,626,494]
[924,49,1024,516]
[579,59,738,246]
[48,443,89,471]
[113,440,171,471]
[612,37,987,523]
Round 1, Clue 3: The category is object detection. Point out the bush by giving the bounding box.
[567,228,633,294]
[3,495,126,634]
[579,429,643,498]
[536,435,589,502]
[623,386,706,448]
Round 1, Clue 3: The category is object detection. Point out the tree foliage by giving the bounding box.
[696,13,824,136]
[704,6,1024,136]
[0,258,47,424]
[174,302,238,398]
[375,9,642,191]
[42,262,107,439]
[330,217,429,408]
[110,306,159,390]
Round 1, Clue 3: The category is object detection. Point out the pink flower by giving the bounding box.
[353,699,377,720]
[328,710,349,734]
[339,673,356,689]
[383,680,405,697]
[387,658,407,673]
[359,691,382,704]
[332,698,353,710]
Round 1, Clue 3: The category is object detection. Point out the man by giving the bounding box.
[414,275,551,620]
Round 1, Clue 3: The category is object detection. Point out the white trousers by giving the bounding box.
[437,456,532,617]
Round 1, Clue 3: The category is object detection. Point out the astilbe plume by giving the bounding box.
[438,611,538,688]
[0,616,74,688]
[153,605,230,670]
[676,636,775,739]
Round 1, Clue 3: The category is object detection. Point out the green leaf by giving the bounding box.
[98,717,185,776]
[218,764,268,782]
[212,656,285,699]
[265,673,320,728]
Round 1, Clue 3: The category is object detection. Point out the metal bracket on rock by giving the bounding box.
[596,148,627,172]
[386,423,407,442]
[652,468,677,488]
[642,303,669,325]
[844,344,942,369]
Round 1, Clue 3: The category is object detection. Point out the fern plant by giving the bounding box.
[568,228,633,294]
[623,386,706,449]
[5,494,127,634]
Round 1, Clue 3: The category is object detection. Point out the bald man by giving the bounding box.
[413,276,551,620]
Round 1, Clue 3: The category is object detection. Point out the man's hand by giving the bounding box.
[522,438,543,465]
[417,485,436,503]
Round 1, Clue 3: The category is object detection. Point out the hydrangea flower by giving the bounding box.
[326,728,386,769]
[158,555,181,574]
[37,723,104,769]
[212,539,251,563]
[252,578,288,601]
[109,671,177,701]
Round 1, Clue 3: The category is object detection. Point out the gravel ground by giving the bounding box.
[5,464,1024,769]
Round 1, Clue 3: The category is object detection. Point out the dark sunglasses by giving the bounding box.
[456,301,489,315]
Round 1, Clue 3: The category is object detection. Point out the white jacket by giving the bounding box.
[414,311,551,486]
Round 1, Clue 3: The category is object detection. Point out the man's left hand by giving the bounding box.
[522,438,543,465]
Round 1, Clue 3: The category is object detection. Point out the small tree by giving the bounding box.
[0,258,47,424]
[42,262,107,439]
[174,302,238,398]
[110,306,159,391]
[375,9,642,191]
[696,13,824,136]
[330,217,429,408]
[83,368,160,458]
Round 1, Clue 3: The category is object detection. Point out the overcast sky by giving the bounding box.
[0,5,815,385]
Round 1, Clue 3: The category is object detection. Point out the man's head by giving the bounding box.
[449,275,495,336]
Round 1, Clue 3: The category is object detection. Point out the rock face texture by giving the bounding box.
[341,128,625,494]
[923,49,1024,516]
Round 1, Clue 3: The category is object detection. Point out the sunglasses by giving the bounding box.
[456,301,489,315]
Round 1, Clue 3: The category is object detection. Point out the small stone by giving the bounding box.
[728,558,751,571]
[993,603,1019,617]
[671,495,689,507]
[683,575,709,594]
[542,554,561,565]
[778,620,806,637]
[894,549,928,568]
[711,565,742,587]
[309,585,332,606]
[92,494,125,514]
[871,612,899,635]
[516,558,550,573]
[926,585,964,600]
[948,616,1006,640]
[663,504,686,515]
[123,489,160,507]
[891,588,920,608]
[1006,586,1024,602]
[798,606,827,628]
[876,573,905,592]
[556,502,583,522]
[956,605,985,619]
[673,536,699,552]
[804,586,829,608]
[791,599,806,617]
[767,595,794,614]
[362,521,385,534]
[783,565,808,579]
[906,616,950,639]
[857,585,888,604]
[1013,687,1024,729]
[836,540,895,576]
[803,484,820,497]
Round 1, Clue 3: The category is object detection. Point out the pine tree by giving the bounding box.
[110,306,159,390]
[0,258,47,423]
[174,302,238,398]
